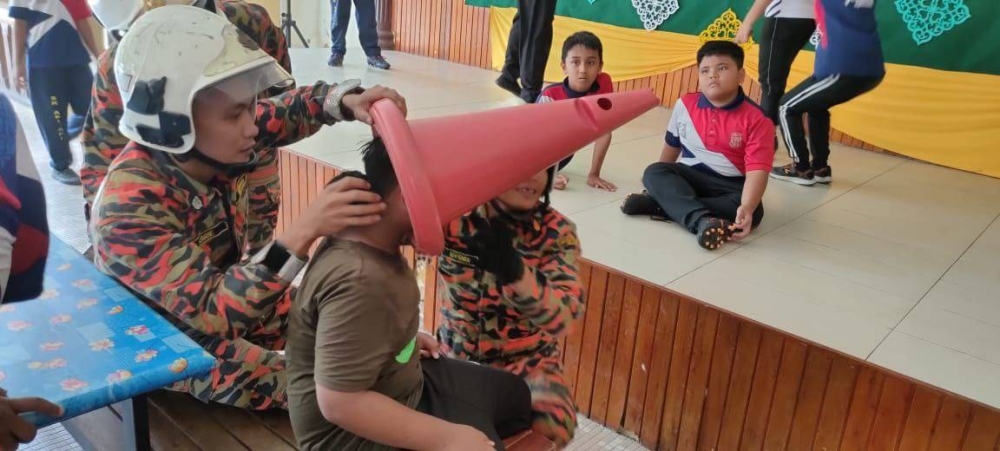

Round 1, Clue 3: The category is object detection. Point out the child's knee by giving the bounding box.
[642,161,676,186]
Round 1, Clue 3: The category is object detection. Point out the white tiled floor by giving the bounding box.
[282,48,1000,411]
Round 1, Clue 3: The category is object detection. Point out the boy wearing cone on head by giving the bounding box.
[436,166,583,446]
[286,87,658,450]
[286,142,535,451]
[90,5,406,410]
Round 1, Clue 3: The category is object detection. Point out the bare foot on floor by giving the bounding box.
[554,173,569,190]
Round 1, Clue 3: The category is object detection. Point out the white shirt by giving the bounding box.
[765,0,815,19]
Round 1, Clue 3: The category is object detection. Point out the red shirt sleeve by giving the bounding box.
[596,72,615,94]
[63,0,93,21]
[743,113,776,173]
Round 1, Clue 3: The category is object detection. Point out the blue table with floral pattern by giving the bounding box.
[0,237,216,449]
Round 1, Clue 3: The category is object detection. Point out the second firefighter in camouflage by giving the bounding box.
[437,168,585,445]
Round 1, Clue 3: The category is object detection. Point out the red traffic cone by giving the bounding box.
[371,89,659,255]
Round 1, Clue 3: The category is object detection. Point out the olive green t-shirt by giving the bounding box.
[287,238,423,451]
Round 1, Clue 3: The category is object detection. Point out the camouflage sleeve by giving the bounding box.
[248,3,292,75]
[243,155,280,256]
[81,47,128,207]
[253,81,337,152]
[92,170,291,340]
[219,0,293,81]
[504,222,585,337]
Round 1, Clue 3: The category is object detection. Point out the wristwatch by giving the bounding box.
[251,241,308,281]
[325,79,365,122]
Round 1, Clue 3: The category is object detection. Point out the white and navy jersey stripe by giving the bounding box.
[665,91,775,178]
[765,0,815,19]
[8,0,92,68]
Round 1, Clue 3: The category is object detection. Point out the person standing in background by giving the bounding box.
[327,0,391,70]
[736,0,815,148]
[495,0,558,103]
[770,0,884,186]
[9,0,100,185]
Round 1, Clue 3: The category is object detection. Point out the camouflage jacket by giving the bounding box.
[436,204,585,364]
[89,82,338,340]
[80,0,293,210]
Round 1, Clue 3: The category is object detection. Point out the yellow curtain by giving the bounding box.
[489,7,1000,179]
[490,6,704,82]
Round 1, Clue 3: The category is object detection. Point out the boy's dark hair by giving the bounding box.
[326,137,398,197]
[697,41,745,69]
[561,31,603,62]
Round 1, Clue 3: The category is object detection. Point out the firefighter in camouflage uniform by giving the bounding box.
[437,167,584,446]
[90,5,405,410]
[82,0,292,242]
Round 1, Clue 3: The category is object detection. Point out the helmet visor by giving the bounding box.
[197,62,293,107]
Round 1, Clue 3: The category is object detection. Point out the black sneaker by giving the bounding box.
[813,166,832,184]
[696,217,735,251]
[367,55,390,70]
[620,191,666,217]
[495,75,521,97]
[52,167,81,185]
[327,52,344,67]
[770,163,816,186]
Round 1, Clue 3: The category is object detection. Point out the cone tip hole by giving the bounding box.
[597,98,612,110]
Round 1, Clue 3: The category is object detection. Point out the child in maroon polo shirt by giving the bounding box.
[536,31,617,192]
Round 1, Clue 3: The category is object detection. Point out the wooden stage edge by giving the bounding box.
[277,147,1000,451]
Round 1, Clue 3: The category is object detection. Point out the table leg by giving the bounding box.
[62,395,151,451]
[120,395,151,451]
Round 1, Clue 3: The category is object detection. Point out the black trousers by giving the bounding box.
[27,64,92,170]
[758,17,815,124]
[418,358,533,451]
[501,0,558,102]
[642,163,764,233]
[779,74,884,171]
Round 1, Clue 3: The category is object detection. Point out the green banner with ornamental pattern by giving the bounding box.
[466,0,999,76]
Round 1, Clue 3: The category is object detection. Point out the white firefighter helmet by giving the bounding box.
[89,0,210,32]
[114,5,291,154]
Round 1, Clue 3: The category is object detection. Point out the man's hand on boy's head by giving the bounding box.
[416,332,440,360]
[341,85,408,125]
[281,176,386,256]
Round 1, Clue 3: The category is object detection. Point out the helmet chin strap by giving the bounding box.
[541,166,556,208]
[195,0,216,12]
[175,147,259,178]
